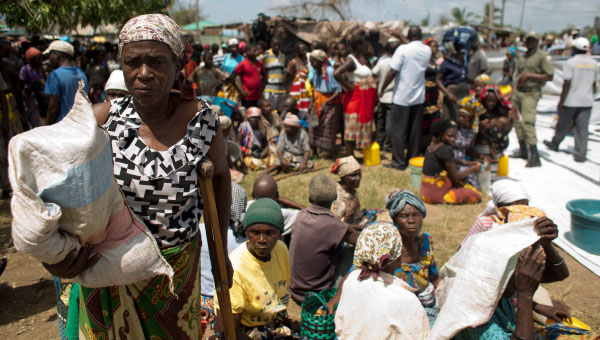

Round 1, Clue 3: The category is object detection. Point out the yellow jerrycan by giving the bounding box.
[363,142,381,166]
[497,154,509,177]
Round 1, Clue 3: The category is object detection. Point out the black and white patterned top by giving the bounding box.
[104,95,218,249]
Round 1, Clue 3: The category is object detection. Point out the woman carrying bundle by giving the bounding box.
[44,14,232,339]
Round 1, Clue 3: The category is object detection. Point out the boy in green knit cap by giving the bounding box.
[215,198,293,337]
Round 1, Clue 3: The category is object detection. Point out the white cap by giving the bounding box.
[211,104,223,116]
[573,37,590,51]
[218,115,232,129]
[104,70,128,92]
[43,40,74,56]
[228,38,239,46]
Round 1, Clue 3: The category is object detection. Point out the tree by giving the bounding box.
[479,2,502,27]
[450,7,474,25]
[420,12,430,27]
[1,0,173,34]
[271,0,351,21]
[438,15,450,26]
[169,0,205,26]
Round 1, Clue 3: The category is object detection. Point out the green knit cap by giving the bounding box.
[243,198,284,233]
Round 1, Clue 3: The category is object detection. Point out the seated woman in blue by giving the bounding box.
[385,189,441,326]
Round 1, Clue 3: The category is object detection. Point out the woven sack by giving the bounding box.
[9,86,173,287]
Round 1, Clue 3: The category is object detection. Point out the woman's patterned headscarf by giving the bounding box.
[331,156,361,178]
[118,14,194,99]
[480,85,512,111]
[385,189,427,220]
[119,14,185,62]
[353,222,403,280]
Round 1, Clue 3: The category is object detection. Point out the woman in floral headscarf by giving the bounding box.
[334,222,431,340]
[44,14,232,340]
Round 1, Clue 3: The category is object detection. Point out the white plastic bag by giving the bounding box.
[431,218,540,340]
[9,87,173,287]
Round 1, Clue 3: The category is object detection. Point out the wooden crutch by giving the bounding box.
[197,161,236,340]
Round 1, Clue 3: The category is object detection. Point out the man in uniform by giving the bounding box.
[511,31,554,167]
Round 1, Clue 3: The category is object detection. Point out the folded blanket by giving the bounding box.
[9,85,173,287]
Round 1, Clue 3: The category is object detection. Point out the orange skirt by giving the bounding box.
[420,174,482,205]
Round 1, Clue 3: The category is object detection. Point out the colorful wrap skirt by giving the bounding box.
[420,173,482,205]
[77,237,203,340]
[342,84,376,150]
[309,91,341,151]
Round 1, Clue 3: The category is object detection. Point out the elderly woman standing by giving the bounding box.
[334,34,377,156]
[43,15,232,339]
[335,222,430,340]
[385,190,441,326]
[308,49,342,159]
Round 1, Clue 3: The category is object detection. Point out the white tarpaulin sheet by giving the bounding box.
[505,113,600,276]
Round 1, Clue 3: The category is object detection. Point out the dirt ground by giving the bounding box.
[1,158,599,339]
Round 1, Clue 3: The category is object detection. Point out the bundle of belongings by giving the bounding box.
[9,85,173,287]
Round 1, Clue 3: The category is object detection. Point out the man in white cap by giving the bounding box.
[104,70,129,101]
[544,37,599,162]
[221,38,244,75]
[511,31,554,167]
[43,40,89,124]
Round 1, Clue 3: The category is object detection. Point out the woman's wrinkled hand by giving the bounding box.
[515,246,545,296]
[534,217,559,246]
[42,246,101,279]
[534,302,571,323]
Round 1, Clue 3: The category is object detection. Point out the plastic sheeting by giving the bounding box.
[505,113,600,276]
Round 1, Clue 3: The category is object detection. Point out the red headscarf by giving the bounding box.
[479,85,512,111]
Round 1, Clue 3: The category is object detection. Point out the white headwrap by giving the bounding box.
[104,70,128,92]
[491,179,529,206]
[479,179,529,217]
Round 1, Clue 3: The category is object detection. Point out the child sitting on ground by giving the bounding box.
[238,107,272,170]
[265,113,313,174]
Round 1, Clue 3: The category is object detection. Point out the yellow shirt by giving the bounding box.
[220,241,290,327]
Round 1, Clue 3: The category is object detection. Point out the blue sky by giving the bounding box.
[187,0,599,33]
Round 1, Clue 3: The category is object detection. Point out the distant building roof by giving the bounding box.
[181,20,217,31]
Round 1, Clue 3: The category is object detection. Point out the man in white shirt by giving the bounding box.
[544,37,599,162]
[381,26,431,170]
[372,38,401,152]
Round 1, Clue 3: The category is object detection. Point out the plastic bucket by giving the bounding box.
[566,199,600,255]
[409,157,424,190]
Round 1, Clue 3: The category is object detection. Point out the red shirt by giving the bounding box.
[185,61,198,77]
[233,58,265,100]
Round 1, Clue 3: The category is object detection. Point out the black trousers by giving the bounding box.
[391,103,424,168]
[375,103,393,151]
[241,99,258,109]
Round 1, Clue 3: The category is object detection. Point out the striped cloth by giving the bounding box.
[461,216,494,246]
[213,53,224,68]
[262,48,286,94]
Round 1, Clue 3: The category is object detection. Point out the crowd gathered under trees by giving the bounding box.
[0,7,599,340]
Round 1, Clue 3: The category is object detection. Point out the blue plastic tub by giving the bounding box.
[566,199,600,255]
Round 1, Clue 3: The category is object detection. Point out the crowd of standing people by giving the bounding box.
[1,11,599,340]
